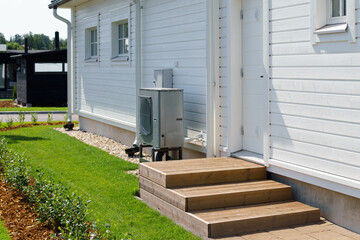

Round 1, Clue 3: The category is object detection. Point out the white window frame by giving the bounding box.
[111,19,130,62]
[327,0,347,25]
[85,27,99,62]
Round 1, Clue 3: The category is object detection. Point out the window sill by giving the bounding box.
[111,55,129,62]
[85,57,98,63]
[314,23,348,35]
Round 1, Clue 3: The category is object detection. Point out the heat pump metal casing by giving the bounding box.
[139,88,184,149]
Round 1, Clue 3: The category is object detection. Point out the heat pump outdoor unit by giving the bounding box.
[139,88,184,149]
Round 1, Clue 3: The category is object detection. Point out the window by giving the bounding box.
[328,0,347,24]
[118,22,129,55]
[85,27,98,61]
[90,29,98,57]
[111,20,129,61]
[331,0,346,18]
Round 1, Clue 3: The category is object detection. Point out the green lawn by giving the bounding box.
[0,126,199,239]
[0,107,67,112]
[0,220,10,240]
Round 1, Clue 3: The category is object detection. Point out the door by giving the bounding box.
[242,0,267,155]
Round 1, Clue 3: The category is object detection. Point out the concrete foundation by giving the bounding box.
[78,116,206,160]
[269,173,360,234]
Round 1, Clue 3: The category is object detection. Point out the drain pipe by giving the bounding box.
[125,0,142,156]
[53,7,74,129]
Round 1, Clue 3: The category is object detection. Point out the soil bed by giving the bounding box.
[0,101,18,108]
[0,177,56,239]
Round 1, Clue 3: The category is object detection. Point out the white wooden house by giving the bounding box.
[49,0,360,234]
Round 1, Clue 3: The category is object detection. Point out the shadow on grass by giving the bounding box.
[1,135,48,144]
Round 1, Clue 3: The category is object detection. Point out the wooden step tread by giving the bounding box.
[194,201,320,237]
[141,157,262,174]
[174,180,290,197]
[140,157,266,187]
[193,201,319,223]
[140,177,292,211]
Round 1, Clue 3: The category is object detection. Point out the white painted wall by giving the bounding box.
[268,0,360,193]
[140,0,207,138]
[74,0,137,128]
[73,0,208,138]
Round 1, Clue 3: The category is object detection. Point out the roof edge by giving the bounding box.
[48,0,72,9]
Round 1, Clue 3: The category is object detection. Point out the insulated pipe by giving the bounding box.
[53,7,72,123]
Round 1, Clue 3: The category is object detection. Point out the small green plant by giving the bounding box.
[5,117,14,128]
[47,113,53,123]
[30,112,38,124]
[18,111,26,124]
[12,84,17,101]
[0,118,2,127]
[64,112,68,122]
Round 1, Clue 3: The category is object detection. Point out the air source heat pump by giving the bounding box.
[139,88,184,149]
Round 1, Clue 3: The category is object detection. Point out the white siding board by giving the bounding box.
[271,124,360,153]
[271,149,360,182]
[271,113,360,138]
[271,102,360,124]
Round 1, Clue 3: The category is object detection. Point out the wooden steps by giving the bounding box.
[139,157,320,238]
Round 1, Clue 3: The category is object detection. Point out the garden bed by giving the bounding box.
[0,101,17,108]
[0,177,55,239]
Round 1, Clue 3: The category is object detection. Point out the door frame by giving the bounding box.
[225,0,270,166]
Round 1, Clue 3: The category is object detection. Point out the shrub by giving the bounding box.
[63,112,68,122]
[5,117,14,128]
[18,111,26,124]
[30,112,38,124]
[0,138,91,239]
[12,84,17,101]
[47,113,53,123]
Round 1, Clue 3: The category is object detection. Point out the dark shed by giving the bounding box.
[12,49,67,107]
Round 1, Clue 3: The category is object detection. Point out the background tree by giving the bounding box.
[10,34,24,46]
[0,32,6,44]
[6,42,23,50]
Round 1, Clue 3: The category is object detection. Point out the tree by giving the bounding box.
[0,32,6,44]
[6,42,23,50]
[10,34,23,45]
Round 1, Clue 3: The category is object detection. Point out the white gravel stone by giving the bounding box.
[55,127,151,176]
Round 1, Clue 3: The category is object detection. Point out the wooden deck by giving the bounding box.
[139,157,320,238]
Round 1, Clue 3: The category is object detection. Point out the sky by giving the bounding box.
[0,0,71,41]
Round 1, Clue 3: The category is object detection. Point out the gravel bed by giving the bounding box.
[55,127,151,176]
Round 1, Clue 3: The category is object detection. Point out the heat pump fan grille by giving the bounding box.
[140,96,152,136]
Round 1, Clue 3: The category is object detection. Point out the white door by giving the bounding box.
[242,0,267,155]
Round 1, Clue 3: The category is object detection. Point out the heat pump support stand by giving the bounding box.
[139,144,182,162]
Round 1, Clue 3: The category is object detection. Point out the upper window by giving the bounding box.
[118,22,129,55]
[85,27,98,61]
[90,29,98,57]
[111,20,129,62]
[328,0,347,24]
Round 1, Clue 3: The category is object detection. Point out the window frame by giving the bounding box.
[111,19,130,62]
[327,0,347,25]
[85,26,99,62]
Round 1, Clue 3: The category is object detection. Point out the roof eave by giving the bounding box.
[48,0,72,9]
